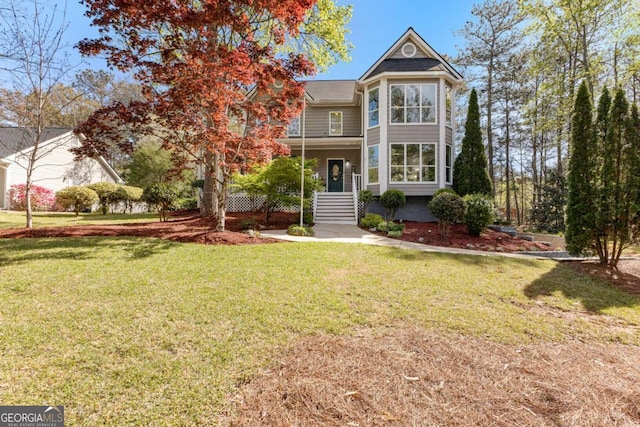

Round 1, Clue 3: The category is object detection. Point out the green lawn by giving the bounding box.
[0,238,638,425]
[0,211,159,228]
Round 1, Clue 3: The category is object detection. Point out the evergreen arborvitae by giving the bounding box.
[531,168,567,234]
[453,88,492,196]
[565,81,595,255]
[593,87,612,260]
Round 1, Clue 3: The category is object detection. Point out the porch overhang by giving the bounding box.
[283,137,363,151]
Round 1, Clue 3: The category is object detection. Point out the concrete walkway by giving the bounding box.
[261,223,541,259]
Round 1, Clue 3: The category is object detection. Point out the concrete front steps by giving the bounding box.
[314,192,357,225]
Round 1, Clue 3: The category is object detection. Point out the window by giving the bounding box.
[401,42,417,58]
[368,145,379,183]
[390,143,437,183]
[390,84,437,124]
[446,86,452,127]
[330,111,343,136]
[368,88,379,128]
[287,116,300,136]
[446,144,452,184]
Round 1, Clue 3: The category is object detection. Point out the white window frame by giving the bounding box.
[445,86,452,128]
[287,116,300,136]
[445,143,453,184]
[368,87,380,128]
[389,83,437,125]
[367,144,379,184]
[329,111,343,136]
[389,143,437,183]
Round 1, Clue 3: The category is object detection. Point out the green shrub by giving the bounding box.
[287,224,314,236]
[114,185,143,213]
[387,230,404,238]
[55,186,99,216]
[361,213,383,229]
[433,188,458,197]
[240,218,259,230]
[429,192,465,237]
[463,194,496,237]
[299,211,314,226]
[142,183,178,222]
[380,189,406,220]
[87,182,120,214]
[175,197,198,210]
[377,221,405,233]
[358,190,376,215]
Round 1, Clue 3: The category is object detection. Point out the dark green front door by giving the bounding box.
[327,159,344,192]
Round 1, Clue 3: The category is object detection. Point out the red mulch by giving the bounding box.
[0,211,298,245]
[388,221,554,253]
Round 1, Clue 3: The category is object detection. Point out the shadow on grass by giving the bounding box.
[380,246,546,269]
[524,262,640,313]
[0,237,177,266]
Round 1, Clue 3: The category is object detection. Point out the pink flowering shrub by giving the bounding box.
[8,184,57,211]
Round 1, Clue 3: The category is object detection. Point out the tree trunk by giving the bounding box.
[201,151,215,217]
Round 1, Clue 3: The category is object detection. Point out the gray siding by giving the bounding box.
[366,127,380,146]
[290,148,361,192]
[387,78,441,142]
[366,184,380,196]
[387,183,440,197]
[446,127,452,145]
[303,106,361,138]
[390,45,429,59]
[388,125,439,142]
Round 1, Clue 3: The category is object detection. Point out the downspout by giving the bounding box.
[355,88,364,221]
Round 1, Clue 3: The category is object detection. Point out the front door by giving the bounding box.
[327,159,344,192]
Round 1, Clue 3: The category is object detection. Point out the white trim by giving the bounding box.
[379,79,388,194]
[360,71,463,87]
[389,83,438,125]
[329,111,343,136]
[287,115,301,136]
[401,42,417,58]
[367,144,380,185]
[367,87,380,129]
[326,158,346,192]
[358,28,464,83]
[389,142,438,184]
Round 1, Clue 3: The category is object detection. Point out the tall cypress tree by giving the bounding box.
[566,81,595,255]
[453,88,492,196]
[592,87,612,261]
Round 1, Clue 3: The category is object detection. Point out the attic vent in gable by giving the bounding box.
[401,42,417,58]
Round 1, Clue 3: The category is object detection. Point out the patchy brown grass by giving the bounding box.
[222,327,640,426]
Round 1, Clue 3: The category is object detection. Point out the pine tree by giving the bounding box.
[453,89,492,197]
[565,81,595,255]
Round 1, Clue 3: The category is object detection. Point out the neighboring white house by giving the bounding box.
[0,127,122,209]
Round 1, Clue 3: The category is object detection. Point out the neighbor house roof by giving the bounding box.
[0,127,73,158]
[303,80,359,104]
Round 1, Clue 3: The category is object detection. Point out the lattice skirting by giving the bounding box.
[227,194,310,213]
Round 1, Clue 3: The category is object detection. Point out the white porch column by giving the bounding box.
[379,78,388,194]
[438,79,447,189]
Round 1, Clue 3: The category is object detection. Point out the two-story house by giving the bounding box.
[280,27,463,223]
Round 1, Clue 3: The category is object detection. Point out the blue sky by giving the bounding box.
[62,0,474,80]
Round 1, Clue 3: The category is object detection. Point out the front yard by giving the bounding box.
[1,237,639,425]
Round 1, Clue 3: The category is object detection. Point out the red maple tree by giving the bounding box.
[74,0,316,230]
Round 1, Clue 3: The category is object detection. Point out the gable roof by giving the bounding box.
[0,127,73,158]
[303,80,358,104]
[0,127,123,183]
[359,27,463,84]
